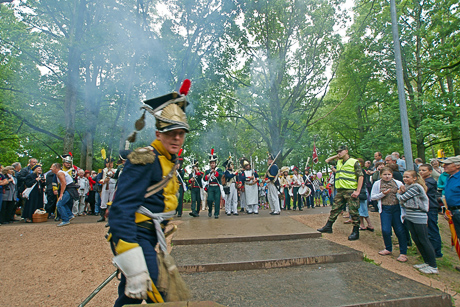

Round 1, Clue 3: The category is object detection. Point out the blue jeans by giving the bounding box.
[94,192,101,214]
[359,199,369,217]
[56,191,74,223]
[427,208,443,258]
[380,205,407,254]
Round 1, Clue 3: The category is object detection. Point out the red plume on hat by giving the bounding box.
[178,148,184,161]
[211,148,214,155]
[179,79,191,96]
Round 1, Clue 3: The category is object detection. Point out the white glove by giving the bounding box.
[113,246,152,300]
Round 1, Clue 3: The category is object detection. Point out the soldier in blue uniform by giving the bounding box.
[176,157,187,217]
[264,153,280,215]
[204,152,223,219]
[108,80,191,306]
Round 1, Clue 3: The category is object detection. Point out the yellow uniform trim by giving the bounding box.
[115,239,140,254]
[135,212,152,223]
[151,140,179,213]
[147,281,164,303]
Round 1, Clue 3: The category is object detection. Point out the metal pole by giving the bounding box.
[78,270,118,307]
[390,0,414,171]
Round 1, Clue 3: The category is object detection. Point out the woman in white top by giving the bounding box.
[371,167,407,262]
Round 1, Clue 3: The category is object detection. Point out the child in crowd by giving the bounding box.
[371,167,407,262]
[397,170,438,274]
[418,164,443,258]
[319,186,328,207]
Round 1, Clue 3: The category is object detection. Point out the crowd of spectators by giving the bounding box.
[350,151,460,274]
[0,158,104,225]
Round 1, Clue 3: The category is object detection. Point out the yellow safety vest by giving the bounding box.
[335,158,358,190]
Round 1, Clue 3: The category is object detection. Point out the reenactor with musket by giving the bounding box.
[223,157,239,215]
[188,159,203,217]
[264,153,280,215]
[204,149,223,219]
[176,152,186,217]
[240,157,260,214]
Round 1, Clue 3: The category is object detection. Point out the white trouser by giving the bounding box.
[246,204,259,214]
[225,183,238,214]
[267,182,280,213]
[201,189,208,211]
[77,195,86,214]
[72,200,79,215]
[100,182,116,209]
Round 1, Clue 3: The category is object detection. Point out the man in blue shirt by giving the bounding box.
[392,151,406,174]
[441,155,460,271]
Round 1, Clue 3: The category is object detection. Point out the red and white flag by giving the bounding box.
[312,143,318,164]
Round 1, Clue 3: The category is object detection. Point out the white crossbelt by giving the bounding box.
[136,206,175,253]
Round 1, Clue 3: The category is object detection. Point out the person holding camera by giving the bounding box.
[21,164,46,223]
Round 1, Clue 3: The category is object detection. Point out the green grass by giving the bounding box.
[363,254,380,266]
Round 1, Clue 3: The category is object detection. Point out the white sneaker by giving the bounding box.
[419,266,438,274]
[413,263,429,269]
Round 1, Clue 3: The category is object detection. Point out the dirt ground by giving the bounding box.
[1,210,459,306]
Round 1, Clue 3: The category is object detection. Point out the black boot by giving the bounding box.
[97,209,106,222]
[348,225,360,241]
[317,221,333,233]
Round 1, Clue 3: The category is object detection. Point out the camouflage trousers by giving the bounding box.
[328,189,360,226]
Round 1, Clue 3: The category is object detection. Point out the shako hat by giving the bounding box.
[143,80,190,133]
[192,159,199,167]
[240,157,250,168]
[125,79,191,148]
[104,157,114,164]
[222,156,233,168]
[209,148,218,163]
[267,153,275,160]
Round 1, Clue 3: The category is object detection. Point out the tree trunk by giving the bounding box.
[63,0,86,154]
[80,137,87,169]
[85,131,94,171]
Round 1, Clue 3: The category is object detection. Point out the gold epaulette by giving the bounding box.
[128,146,156,165]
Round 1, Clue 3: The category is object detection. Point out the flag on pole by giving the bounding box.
[312,143,318,164]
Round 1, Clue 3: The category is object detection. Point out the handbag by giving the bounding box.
[22,183,37,199]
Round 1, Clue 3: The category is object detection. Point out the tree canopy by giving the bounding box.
[0,0,458,170]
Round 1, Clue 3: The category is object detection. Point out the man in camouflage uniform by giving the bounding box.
[317,145,364,240]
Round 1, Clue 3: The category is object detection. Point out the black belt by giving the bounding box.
[449,206,460,211]
[137,221,155,232]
